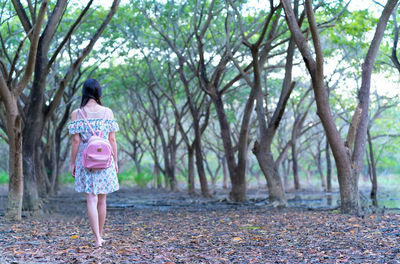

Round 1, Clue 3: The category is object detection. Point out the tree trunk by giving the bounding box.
[153,164,162,188]
[178,60,210,197]
[367,129,378,206]
[22,0,69,212]
[51,104,71,195]
[292,143,300,190]
[317,153,326,190]
[282,159,290,190]
[155,120,176,191]
[193,121,210,197]
[211,95,245,202]
[222,156,228,189]
[252,35,294,205]
[169,142,178,191]
[2,0,48,220]
[254,143,287,205]
[36,144,50,196]
[134,155,142,175]
[187,146,195,195]
[22,142,40,211]
[326,139,332,192]
[5,110,23,220]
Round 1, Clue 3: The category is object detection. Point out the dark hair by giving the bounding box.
[80,78,102,108]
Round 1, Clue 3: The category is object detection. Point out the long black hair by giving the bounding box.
[80,78,102,108]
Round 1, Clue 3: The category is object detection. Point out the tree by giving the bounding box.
[13,0,120,212]
[0,0,48,220]
[281,0,398,213]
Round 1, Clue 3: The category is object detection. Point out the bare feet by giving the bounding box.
[94,238,102,248]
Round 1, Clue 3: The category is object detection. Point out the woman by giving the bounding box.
[68,78,119,247]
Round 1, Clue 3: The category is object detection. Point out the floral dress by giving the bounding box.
[68,109,120,194]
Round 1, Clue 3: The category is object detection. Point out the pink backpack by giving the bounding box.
[79,109,112,169]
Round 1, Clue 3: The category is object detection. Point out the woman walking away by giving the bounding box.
[68,78,119,247]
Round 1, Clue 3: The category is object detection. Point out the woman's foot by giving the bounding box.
[94,238,102,248]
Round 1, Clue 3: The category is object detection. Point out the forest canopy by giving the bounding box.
[0,0,400,220]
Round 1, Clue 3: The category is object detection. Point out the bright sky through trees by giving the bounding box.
[84,0,399,97]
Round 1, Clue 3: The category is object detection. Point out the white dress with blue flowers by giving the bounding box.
[68,107,120,194]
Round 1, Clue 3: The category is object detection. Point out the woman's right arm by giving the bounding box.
[70,110,80,177]
[108,109,118,173]
[109,132,118,173]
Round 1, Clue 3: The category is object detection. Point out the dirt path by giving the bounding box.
[1,187,400,263]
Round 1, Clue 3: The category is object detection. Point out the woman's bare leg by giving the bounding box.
[86,193,102,247]
[97,194,107,239]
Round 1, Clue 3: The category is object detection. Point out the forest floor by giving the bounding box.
[1,187,400,263]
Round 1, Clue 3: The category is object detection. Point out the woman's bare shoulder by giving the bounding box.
[70,108,81,121]
[102,106,115,119]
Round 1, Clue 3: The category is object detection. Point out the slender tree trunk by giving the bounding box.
[367,129,378,206]
[326,139,332,192]
[252,35,294,205]
[153,164,162,188]
[36,144,50,196]
[211,95,245,201]
[134,156,142,175]
[282,159,290,190]
[51,105,71,195]
[193,121,210,197]
[292,143,300,190]
[316,150,326,189]
[222,156,228,189]
[155,121,176,191]
[252,44,291,204]
[179,61,210,197]
[169,143,178,191]
[49,145,58,195]
[187,146,195,195]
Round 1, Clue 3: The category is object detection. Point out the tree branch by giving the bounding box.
[46,0,94,73]
[11,0,32,35]
[14,0,49,97]
[44,0,120,123]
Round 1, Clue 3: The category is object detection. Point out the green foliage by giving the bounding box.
[3,0,400,195]
[0,171,8,185]
[61,172,75,185]
[118,166,154,187]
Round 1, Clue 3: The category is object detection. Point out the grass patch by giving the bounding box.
[119,167,154,187]
[61,172,75,185]
[0,171,8,184]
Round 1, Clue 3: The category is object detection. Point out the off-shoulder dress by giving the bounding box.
[68,107,119,194]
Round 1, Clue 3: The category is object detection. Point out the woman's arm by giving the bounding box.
[109,132,118,172]
[70,110,80,177]
[108,109,118,172]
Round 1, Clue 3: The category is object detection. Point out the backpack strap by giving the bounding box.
[98,108,108,138]
[78,108,107,137]
[78,109,97,136]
